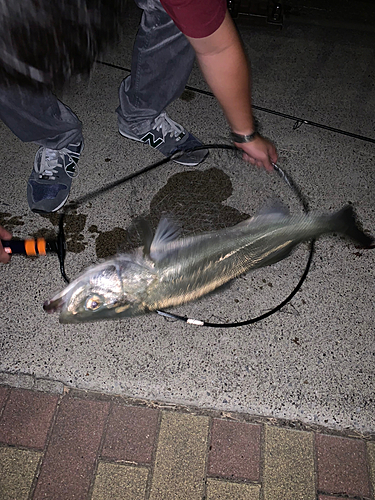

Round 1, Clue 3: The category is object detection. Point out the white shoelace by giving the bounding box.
[152,111,185,140]
[34,146,79,180]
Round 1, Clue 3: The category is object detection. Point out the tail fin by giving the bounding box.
[334,205,374,248]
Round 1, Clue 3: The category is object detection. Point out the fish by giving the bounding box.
[43,204,374,323]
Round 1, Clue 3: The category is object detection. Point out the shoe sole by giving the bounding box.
[31,197,68,214]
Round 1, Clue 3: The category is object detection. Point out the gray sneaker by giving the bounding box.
[119,111,208,166]
[27,141,83,213]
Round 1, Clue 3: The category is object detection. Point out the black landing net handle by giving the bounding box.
[1,212,68,283]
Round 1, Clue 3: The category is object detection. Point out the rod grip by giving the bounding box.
[1,238,48,256]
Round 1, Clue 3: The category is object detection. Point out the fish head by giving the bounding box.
[44,258,151,323]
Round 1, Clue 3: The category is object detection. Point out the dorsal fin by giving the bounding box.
[236,201,290,228]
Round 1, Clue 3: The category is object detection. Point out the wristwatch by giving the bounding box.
[231,131,258,143]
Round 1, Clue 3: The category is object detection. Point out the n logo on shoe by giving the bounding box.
[66,162,76,177]
[140,132,164,149]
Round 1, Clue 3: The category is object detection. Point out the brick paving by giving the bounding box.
[0,384,374,500]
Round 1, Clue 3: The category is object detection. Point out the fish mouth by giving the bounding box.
[43,296,66,314]
[43,293,99,323]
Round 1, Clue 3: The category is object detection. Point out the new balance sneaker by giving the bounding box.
[27,141,83,213]
[119,111,208,166]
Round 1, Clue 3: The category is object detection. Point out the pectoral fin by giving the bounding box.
[149,217,181,261]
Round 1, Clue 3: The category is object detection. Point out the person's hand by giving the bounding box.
[234,134,278,172]
[0,226,12,263]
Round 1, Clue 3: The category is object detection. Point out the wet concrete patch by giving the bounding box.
[91,168,250,259]
[149,167,249,233]
[89,225,129,259]
[36,211,88,254]
[179,90,196,102]
[0,212,25,232]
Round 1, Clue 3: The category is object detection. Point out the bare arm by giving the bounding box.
[186,11,277,171]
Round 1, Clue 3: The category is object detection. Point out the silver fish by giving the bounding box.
[44,205,374,323]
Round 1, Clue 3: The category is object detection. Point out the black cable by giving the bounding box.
[57,213,69,284]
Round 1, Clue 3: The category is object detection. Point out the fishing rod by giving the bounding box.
[2,144,314,327]
[98,62,375,146]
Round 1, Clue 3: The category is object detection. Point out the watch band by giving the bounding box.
[231,131,258,143]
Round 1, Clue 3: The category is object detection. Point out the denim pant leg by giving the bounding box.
[0,86,83,149]
[116,0,195,135]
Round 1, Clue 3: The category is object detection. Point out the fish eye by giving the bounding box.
[85,295,103,311]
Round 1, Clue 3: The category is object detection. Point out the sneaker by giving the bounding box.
[27,141,84,213]
[119,111,208,166]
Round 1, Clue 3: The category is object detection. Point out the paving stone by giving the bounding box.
[0,388,58,449]
[102,403,158,463]
[206,478,261,500]
[208,419,261,481]
[315,434,371,498]
[0,386,9,412]
[0,446,41,500]
[263,426,315,500]
[33,396,110,500]
[149,411,209,500]
[91,461,149,500]
[366,442,375,497]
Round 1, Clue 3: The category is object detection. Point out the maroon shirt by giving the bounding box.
[160,0,227,38]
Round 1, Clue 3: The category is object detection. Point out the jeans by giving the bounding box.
[117,0,195,135]
[0,0,195,148]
